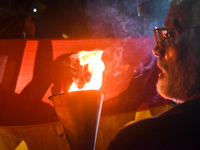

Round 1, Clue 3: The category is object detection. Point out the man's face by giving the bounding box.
[153,0,200,102]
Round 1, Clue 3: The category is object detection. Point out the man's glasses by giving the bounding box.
[153,27,200,47]
[153,27,177,47]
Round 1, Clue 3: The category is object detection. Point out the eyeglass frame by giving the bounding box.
[153,27,200,47]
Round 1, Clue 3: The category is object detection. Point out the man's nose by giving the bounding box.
[153,45,165,57]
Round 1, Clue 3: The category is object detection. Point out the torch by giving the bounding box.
[49,50,105,150]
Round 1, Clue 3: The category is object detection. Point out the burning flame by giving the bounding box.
[68,50,105,92]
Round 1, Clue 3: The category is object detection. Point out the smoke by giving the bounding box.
[84,0,171,77]
[133,54,156,79]
[85,0,170,37]
[102,37,132,78]
[85,0,143,37]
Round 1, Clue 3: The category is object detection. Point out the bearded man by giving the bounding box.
[108,0,200,149]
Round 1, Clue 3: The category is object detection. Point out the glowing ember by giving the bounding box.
[68,50,105,92]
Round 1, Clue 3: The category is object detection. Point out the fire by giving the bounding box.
[68,50,105,92]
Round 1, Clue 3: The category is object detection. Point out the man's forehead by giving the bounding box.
[165,0,200,27]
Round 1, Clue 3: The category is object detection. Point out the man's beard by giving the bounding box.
[156,55,199,102]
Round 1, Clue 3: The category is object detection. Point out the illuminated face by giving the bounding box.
[153,0,200,102]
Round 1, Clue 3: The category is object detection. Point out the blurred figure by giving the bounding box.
[51,53,75,95]
[108,0,200,149]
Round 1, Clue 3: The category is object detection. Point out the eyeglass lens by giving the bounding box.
[154,28,176,47]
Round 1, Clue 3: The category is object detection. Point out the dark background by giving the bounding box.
[0,0,170,39]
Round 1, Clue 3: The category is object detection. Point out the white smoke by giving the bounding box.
[85,0,170,37]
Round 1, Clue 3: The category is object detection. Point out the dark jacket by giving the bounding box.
[108,99,200,150]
